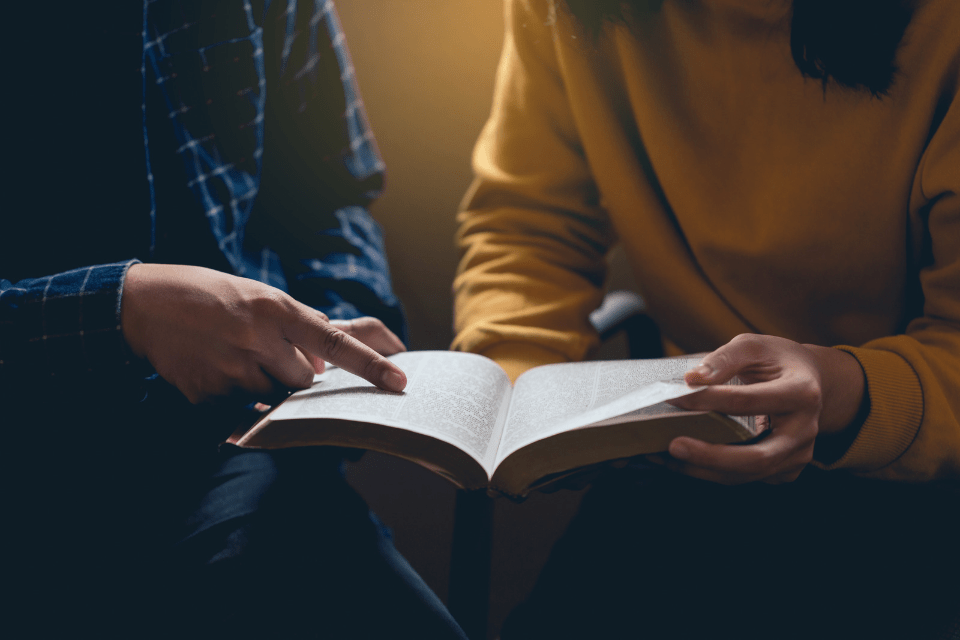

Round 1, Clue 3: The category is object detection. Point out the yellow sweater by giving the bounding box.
[453,0,960,482]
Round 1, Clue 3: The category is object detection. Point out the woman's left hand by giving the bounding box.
[658,333,864,485]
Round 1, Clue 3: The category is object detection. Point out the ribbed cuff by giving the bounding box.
[816,346,923,472]
[479,342,569,383]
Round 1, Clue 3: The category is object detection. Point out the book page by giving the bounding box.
[586,400,698,426]
[493,357,704,467]
[266,351,512,472]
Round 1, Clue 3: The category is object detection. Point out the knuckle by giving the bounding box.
[729,333,765,358]
[362,317,385,330]
[360,353,384,383]
[263,286,289,307]
[796,378,823,410]
[351,317,380,338]
[253,287,293,320]
[321,327,349,360]
[729,333,761,350]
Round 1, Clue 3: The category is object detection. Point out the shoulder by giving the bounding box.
[903,0,960,70]
[889,0,960,106]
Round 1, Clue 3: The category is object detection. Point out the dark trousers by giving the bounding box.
[502,466,960,640]
[5,378,467,639]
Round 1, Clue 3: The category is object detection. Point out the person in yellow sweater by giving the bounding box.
[454,0,959,637]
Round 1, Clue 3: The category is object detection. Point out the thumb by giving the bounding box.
[684,361,720,386]
[684,334,761,386]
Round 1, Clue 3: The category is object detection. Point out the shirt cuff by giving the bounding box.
[17,260,147,379]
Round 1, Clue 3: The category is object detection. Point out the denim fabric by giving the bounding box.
[5,381,467,639]
[169,446,467,639]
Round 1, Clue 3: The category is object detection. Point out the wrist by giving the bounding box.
[120,263,149,359]
[803,344,866,436]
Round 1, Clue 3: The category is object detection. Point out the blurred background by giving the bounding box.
[336,3,630,637]
[336,2,558,637]
[338,0,504,353]
[335,0,517,634]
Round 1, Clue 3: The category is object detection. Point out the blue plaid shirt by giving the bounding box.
[0,0,404,390]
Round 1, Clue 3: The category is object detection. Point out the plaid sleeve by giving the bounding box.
[254,0,406,339]
[0,260,147,385]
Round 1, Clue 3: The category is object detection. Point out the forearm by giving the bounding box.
[453,185,611,369]
[453,220,607,372]
[453,0,613,368]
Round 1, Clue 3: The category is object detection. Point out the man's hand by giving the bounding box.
[121,264,407,404]
[326,317,406,367]
[658,334,865,485]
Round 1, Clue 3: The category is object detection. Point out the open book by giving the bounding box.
[228,351,757,498]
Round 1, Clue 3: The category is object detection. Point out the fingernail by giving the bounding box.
[689,364,714,380]
[670,440,690,459]
[382,369,406,392]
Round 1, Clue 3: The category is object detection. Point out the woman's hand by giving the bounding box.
[121,264,407,404]
[659,334,865,485]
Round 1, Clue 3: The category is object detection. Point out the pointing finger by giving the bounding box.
[283,306,406,392]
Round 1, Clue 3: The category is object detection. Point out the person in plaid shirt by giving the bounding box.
[0,1,466,637]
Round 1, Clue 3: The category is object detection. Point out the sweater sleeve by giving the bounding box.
[820,72,960,482]
[453,0,614,378]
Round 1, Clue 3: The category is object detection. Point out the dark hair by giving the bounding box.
[559,0,913,96]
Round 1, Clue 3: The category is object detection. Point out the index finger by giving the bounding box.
[284,311,407,392]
